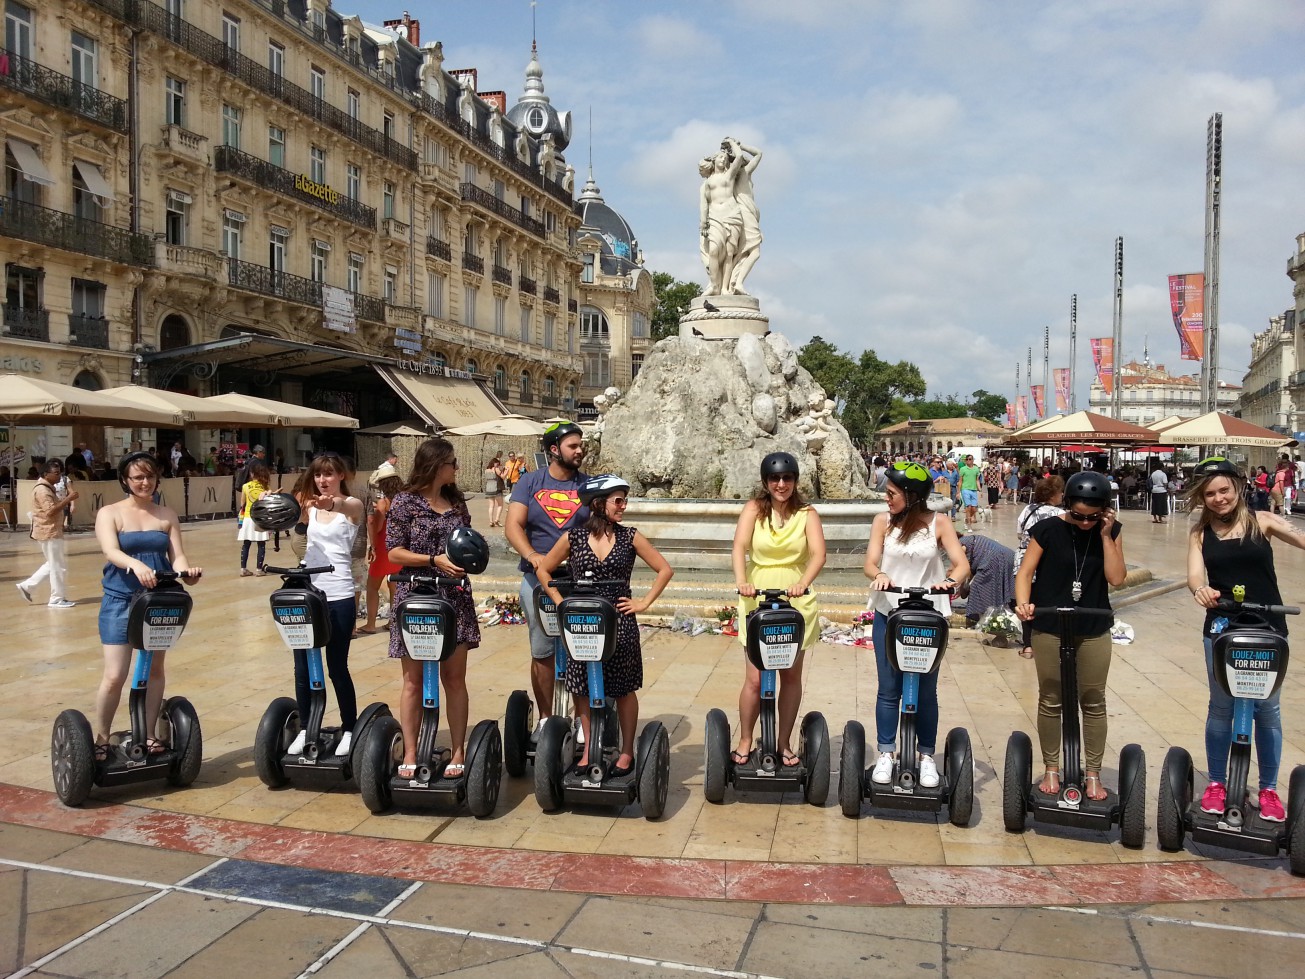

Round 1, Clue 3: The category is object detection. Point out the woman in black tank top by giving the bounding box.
[1185,458,1305,824]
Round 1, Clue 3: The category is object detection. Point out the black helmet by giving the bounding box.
[760,451,799,480]
[579,473,630,508]
[1193,456,1242,481]
[885,460,931,502]
[116,451,158,492]
[447,527,490,575]
[1064,470,1112,507]
[542,420,583,455]
[250,492,301,532]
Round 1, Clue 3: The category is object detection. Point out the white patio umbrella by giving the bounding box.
[101,385,285,428]
[205,392,359,429]
[1155,411,1297,449]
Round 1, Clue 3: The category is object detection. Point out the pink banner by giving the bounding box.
[1053,368,1071,412]
[1016,396,1028,428]
[1031,384,1046,419]
[1091,338,1114,395]
[1006,402,1015,428]
[1168,273,1205,360]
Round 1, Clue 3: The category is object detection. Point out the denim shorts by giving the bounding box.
[961,489,979,507]
[98,591,136,646]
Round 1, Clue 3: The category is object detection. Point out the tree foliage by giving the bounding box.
[797,337,926,443]
[650,271,703,341]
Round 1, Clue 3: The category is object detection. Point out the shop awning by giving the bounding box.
[373,365,506,430]
[73,160,115,203]
[7,140,54,186]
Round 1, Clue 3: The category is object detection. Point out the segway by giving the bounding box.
[533,574,671,818]
[839,586,973,825]
[1002,606,1146,847]
[702,589,830,806]
[253,563,390,790]
[503,567,617,777]
[355,569,502,817]
[1157,591,1305,871]
[51,571,202,806]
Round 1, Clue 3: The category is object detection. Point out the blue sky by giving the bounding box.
[354,0,1305,410]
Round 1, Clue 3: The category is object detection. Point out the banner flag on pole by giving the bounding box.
[1031,384,1046,419]
[1006,402,1015,428]
[1091,338,1114,395]
[1053,368,1071,412]
[1168,273,1205,360]
[1016,396,1028,428]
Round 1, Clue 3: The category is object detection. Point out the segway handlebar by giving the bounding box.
[739,587,809,600]
[387,569,468,588]
[556,575,624,595]
[879,584,954,596]
[264,564,334,577]
[1023,605,1115,616]
[1212,599,1301,616]
[148,569,200,586]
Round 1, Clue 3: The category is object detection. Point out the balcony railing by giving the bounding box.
[492,264,512,286]
[492,383,509,399]
[567,298,578,313]
[459,182,546,237]
[1,304,49,341]
[519,275,537,295]
[426,236,451,261]
[384,303,420,328]
[0,196,153,266]
[518,391,534,405]
[541,394,559,408]
[462,253,484,275]
[0,49,129,133]
[154,241,224,279]
[354,292,385,323]
[214,145,375,229]
[543,286,561,305]
[229,259,323,307]
[68,314,110,349]
[87,0,416,169]
[382,217,409,241]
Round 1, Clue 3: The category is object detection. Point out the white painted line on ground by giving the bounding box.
[1046,904,1305,940]
[295,880,422,979]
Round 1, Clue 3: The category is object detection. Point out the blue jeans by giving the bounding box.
[872,612,938,754]
[1204,636,1281,789]
[293,597,358,732]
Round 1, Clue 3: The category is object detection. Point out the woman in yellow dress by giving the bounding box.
[731,452,826,766]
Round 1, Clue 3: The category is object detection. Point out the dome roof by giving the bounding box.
[576,174,641,275]
[505,43,571,152]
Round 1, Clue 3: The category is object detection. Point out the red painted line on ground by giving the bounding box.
[0,782,1292,907]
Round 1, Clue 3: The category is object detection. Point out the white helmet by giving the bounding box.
[579,474,630,507]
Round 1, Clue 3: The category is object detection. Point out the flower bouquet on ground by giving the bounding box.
[715,605,738,637]
[975,605,1021,648]
[853,609,875,646]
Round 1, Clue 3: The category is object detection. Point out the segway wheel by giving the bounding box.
[801,712,830,807]
[1157,746,1193,853]
[163,696,203,787]
[1118,743,1147,850]
[357,714,402,814]
[350,702,391,772]
[534,716,569,812]
[253,697,299,789]
[1287,767,1305,876]
[503,689,533,778]
[1003,731,1033,832]
[466,720,503,819]
[703,708,731,805]
[944,727,974,828]
[839,721,866,819]
[51,709,96,807]
[637,721,671,820]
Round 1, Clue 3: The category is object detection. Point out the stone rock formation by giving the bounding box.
[584,332,870,499]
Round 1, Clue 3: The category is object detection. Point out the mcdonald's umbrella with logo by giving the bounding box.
[101,386,287,428]
[204,392,359,429]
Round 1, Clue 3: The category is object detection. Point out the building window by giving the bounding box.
[544,312,555,348]
[4,1,33,60]
[346,164,360,201]
[433,352,447,368]
[221,104,241,149]
[492,178,505,201]
[6,263,41,313]
[164,191,188,245]
[632,312,648,338]
[580,307,609,341]
[519,306,531,343]
[3,143,38,204]
[165,76,186,127]
[347,89,360,120]
[494,365,506,393]
[494,296,506,336]
[463,285,477,328]
[347,253,363,293]
[310,145,326,184]
[585,352,610,387]
[545,210,556,234]
[429,207,444,239]
[384,266,397,303]
[71,164,102,222]
[519,371,532,399]
[426,138,448,168]
[544,376,555,398]
[163,0,183,19]
[383,182,395,220]
[427,272,444,318]
[221,12,239,51]
[268,228,287,274]
[268,41,284,77]
[310,65,325,101]
[221,211,243,260]
[463,161,476,185]
[310,240,329,283]
[520,195,530,219]
[70,31,97,88]
[466,358,479,375]
[582,253,595,284]
[383,111,395,141]
[631,353,644,379]
[71,278,106,318]
[268,127,285,168]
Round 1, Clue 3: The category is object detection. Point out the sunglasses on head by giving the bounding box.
[1067,509,1103,523]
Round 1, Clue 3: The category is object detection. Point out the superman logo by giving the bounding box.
[535,488,581,528]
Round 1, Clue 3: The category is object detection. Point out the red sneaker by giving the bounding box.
[1199,781,1226,814]
[1259,788,1286,823]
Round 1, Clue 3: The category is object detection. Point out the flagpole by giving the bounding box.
[1069,294,1078,411]
[1111,237,1124,419]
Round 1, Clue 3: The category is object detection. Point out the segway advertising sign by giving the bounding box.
[272,605,315,651]
[400,613,446,661]
[894,624,942,674]
[141,605,187,651]
[535,588,560,637]
[1225,647,1281,700]
[562,611,605,661]
[759,622,800,670]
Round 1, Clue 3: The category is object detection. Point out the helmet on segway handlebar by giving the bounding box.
[1064,470,1112,507]
[579,473,630,507]
[447,526,490,575]
[1193,456,1243,481]
[760,452,799,481]
[250,492,301,532]
[542,420,583,456]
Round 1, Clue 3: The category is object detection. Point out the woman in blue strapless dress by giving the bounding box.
[93,452,203,757]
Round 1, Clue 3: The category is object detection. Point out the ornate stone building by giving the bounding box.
[1,0,583,460]
[1089,359,1239,426]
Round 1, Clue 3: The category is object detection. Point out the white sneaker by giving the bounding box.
[919,754,939,788]
[531,717,546,744]
[575,724,585,745]
[16,583,32,603]
[871,751,894,784]
[286,730,307,755]
[334,731,352,757]
[48,600,76,609]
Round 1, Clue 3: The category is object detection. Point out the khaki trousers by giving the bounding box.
[1031,629,1112,771]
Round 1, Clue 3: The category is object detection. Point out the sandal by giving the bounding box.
[94,742,110,763]
[397,763,417,779]
[1084,772,1108,801]
[356,625,380,635]
[730,748,751,765]
[145,738,168,755]
[443,762,466,779]
[1039,768,1061,795]
[781,750,802,768]
[1018,646,1035,659]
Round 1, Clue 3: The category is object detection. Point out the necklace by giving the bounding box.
[1070,530,1089,602]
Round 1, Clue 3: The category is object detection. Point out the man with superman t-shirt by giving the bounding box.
[504,422,588,733]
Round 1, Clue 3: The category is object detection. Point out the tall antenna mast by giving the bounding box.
[588,106,593,180]
[1069,294,1078,411]
[1202,112,1223,412]
[1042,325,1050,418]
[1111,236,1124,419]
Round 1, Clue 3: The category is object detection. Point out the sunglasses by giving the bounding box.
[1066,510,1104,523]
[893,461,929,481]
[766,473,796,484]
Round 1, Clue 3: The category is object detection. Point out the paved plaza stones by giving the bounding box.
[3,506,1305,975]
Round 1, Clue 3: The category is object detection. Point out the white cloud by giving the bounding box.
[635,15,723,62]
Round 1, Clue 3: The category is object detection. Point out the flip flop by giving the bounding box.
[730,749,751,765]
[443,762,466,779]
[397,763,418,779]
[356,626,381,635]
[145,738,168,755]
[781,751,802,768]
[94,742,110,763]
